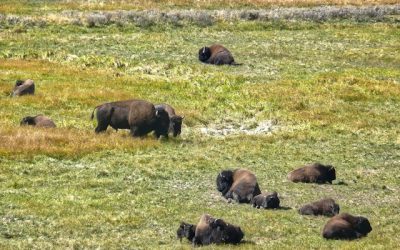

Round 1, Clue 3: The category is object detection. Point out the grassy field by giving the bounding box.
[1,2,400,249]
[1,0,399,14]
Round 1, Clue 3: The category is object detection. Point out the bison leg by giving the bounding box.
[95,124,108,133]
[130,126,139,137]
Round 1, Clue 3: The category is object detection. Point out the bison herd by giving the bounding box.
[178,164,372,246]
[12,79,184,137]
[10,44,372,246]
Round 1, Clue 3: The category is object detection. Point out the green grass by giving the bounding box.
[0,8,400,250]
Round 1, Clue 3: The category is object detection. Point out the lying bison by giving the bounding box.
[91,99,170,138]
[155,104,184,137]
[189,214,244,246]
[299,198,340,217]
[323,213,372,240]
[20,115,56,128]
[287,163,336,184]
[198,44,241,65]
[252,191,280,209]
[12,79,35,96]
[216,169,261,203]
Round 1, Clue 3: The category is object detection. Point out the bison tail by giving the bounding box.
[90,106,99,120]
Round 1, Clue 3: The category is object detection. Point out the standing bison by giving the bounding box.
[12,79,35,96]
[155,104,184,137]
[198,44,241,65]
[91,99,170,138]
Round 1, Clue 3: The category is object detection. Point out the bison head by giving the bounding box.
[216,170,234,195]
[355,216,372,236]
[198,46,211,62]
[264,192,280,209]
[329,203,340,216]
[326,165,336,183]
[15,80,24,87]
[170,115,183,137]
[20,116,36,126]
[177,222,196,242]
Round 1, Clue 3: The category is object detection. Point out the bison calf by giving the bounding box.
[216,169,261,203]
[12,79,35,96]
[299,198,339,217]
[252,192,280,209]
[198,44,240,65]
[287,163,336,184]
[192,214,244,246]
[323,213,372,240]
[155,104,184,137]
[20,115,56,128]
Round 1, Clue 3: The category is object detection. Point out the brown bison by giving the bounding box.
[155,104,184,137]
[20,115,56,128]
[192,214,244,246]
[12,79,35,96]
[323,213,372,240]
[198,44,241,65]
[91,99,170,138]
[287,163,336,184]
[216,169,261,203]
[299,198,340,217]
[252,191,280,209]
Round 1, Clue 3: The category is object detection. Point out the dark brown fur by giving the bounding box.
[198,44,240,65]
[299,198,339,217]
[216,169,261,203]
[155,104,184,137]
[177,222,196,242]
[91,99,169,138]
[323,213,372,240]
[252,192,280,209]
[12,79,35,96]
[20,115,56,128]
[192,214,244,246]
[287,163,336,184]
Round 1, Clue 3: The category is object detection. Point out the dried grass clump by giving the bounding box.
[0,127,158,158]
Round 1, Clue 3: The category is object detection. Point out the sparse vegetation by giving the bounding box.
[0,1,400,249]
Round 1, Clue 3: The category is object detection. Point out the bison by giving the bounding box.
[198,44,241,65]
[192,214,244,246]
[216,169,261,203]
[287,163,336,184]
[252,192,280,209]
[20,115,56,128]
[155,104,184,137]
[91,99,169,138]
[323,213,372,240]
[12,79,35,96]
[299,198,339,217]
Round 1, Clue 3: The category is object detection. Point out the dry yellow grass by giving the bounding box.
[0,127,158,158]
